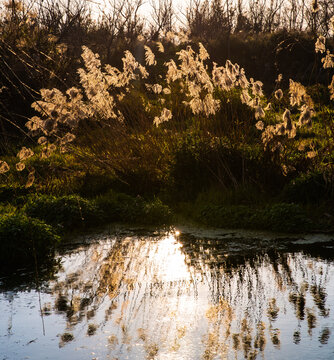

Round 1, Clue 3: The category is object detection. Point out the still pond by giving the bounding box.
[1,226,334,359]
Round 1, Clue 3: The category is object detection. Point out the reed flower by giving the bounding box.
[165,31,176,43]
[256,121,264,130]
[146,83,162,94]
[275,124,285,136]
[307,151,317,159]
[38,136,47,145]
[166,30,189,45]
[276,74,283,83]
[283,109,292,130]
[265,103,273,111]
[152,84,162,94]
[186,94,220,116]
[16,162,25,171]
[240,90,251,105]
[4,39,319,183]
[255,106,265,119]
[212,64,234,91]
[177,30,189,44]
[153,108,172,126]
[238,69,249,89]
[261,126,275,146]
[251,80,263,97]
[25,170,35,188]
[315,36,326,54]
[0,161,10,174]
[17,147,34,161]
[41,144,57,159]
[156,42,164,53]
[249,97,260,109]
[25,116,44,133]
[144,46,157,66]
[165,60,181,83]
[289,80,313,108]
[275,89,283,100]
[298,105,313,127]
[321,51,334,69]
[60,133,76,145]
[198,42,210,61]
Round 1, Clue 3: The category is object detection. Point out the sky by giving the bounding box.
[90,0,189,24]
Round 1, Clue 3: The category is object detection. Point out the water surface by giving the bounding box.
[1,227,334,359]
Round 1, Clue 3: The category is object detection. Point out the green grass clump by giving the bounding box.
[0,203,17,215]
[95,190,172,225]
[21,191,172,231]
[199,204,255,229]
[256,203,313,232]
[95,190,145,222]
[281,172,331,204]
[23,194,103,229]
[198,202,312,233]
[142,198,173,225]
[0,213,60,270]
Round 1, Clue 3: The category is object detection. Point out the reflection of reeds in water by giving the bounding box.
[180,233,334,357]
[306,308,317,335]
[145,342,159,360]
[310,285,329,317]
[203,299,233,359]
[269,327,281,349]
[59,332,74,348]
[254,322,266,352]
[289,291,306,320]
[267,298,279,321]
[293,330,301,344]
[87,323,97,336]
[45,231,334,358]
[108,334,118,349]
[319,327,330,344]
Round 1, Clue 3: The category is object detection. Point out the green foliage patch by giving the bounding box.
[23,194,103,230]
[282,172,331,204]
[198,202,313,233]
[0,213,60,270]
[95,190,172,225]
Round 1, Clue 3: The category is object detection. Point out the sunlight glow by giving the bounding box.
[150,233,190,282]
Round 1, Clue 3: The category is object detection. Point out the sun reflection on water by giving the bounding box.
[147,233,191,282]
